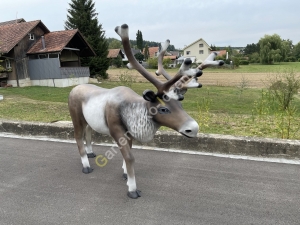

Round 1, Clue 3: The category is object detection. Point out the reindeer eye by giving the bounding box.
[158,107,171,114]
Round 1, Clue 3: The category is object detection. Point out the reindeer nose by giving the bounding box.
[179,120,199,138]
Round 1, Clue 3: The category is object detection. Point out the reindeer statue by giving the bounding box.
[68,24,224,199]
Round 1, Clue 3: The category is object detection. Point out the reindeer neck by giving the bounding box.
[120,99,159,143]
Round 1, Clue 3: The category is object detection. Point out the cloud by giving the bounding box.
[1,0,300,48]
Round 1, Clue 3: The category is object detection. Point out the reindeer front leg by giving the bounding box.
[106,107,141,199]
[111,131,141,199]
[120,142,141,199]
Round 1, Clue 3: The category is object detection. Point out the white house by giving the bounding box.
[180,38,212,64]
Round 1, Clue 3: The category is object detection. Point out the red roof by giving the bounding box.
[148,47,159,58]
[0,20,50,53]
[107,49,122,58]
[214,50,227,56]
[0,18,26,26]
[27,29,79,54]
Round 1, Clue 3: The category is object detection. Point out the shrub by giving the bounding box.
[240,60,249,65]
[147,57,158,69]
[268,70,300,110]
[111,56,123,68]
[286,56,296,62]
[117,70,136,88]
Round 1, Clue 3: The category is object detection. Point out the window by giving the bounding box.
[38,54,47,59]
[29,33,35,40]
[199,43,203,47]
[5,59,11,69]
[186,51,190,55]
[199,50,204,54]
[49,54,59,58]
[155,52,158,57]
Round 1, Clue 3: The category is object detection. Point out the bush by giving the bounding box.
[232,57,240,67]
[111,56,123,68]
[268,70,300,110]
[240,60,249,65]
[117,70,136,88]
[163,58,172,69]
[286,56,296,62]
[147,58,158,69]
[215,55,225,61]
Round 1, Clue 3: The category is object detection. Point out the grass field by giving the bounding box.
[1,80,299,140]
[107,62,300,88]
[0,62,300,139]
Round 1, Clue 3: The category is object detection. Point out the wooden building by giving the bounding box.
[0,19,95,87]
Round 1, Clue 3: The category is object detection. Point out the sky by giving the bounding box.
[1,0,300,49]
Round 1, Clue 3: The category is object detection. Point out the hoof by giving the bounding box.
[123,173,127,180]
[127,190,141,199]
[82,167,93,174]
[87,153,96,158]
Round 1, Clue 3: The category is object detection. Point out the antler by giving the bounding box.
[172,52,225,91]
[198,52,225,70]
[155,40,172,80]
[154,41,203,96]
[115,24,202,99]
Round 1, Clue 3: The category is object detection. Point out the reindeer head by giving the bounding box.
[115,24,224,138]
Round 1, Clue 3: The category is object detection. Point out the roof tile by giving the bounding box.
[107,49,123,58]
[27,29,78,54]
[0,20,49,53]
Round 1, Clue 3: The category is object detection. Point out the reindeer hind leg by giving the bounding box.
[85,125,96,158]
[74,121,93,174]
[122,159,128,180]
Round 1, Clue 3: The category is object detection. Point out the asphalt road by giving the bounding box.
[0,136,299,225]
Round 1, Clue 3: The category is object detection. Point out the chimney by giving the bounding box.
[41,36,46,49]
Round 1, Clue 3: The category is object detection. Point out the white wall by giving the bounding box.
[183,39,211,63]
[7,77,89,87]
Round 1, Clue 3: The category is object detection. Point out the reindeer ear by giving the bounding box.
[143,90,157,102]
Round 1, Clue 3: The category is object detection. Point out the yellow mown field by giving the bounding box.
[107,68,278,88]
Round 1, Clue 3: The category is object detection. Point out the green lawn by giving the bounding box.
[1,81,299,140]
[205,62,300,73]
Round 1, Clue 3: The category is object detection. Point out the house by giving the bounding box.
[0,19,95,87]
[180,38,212,64]
[163,55,178,68]
[146,47,179,67]
[148,47,159,58]
[107,49,124,59]
[107,49,125,67]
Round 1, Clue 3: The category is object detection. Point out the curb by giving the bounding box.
[0,120,299,159]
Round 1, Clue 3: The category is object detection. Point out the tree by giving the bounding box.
[108,39,122,49]
[225,45,233,57]
[136,30,144,51]
[292,41,300,61]
[134,52,144,63]
[65,0,109,79]
[244,43,260,55]
[281,39,293,62]
[249,52,260,63]
[259,34,282,64]
[210,44,217,51]
[144,44,150,61]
